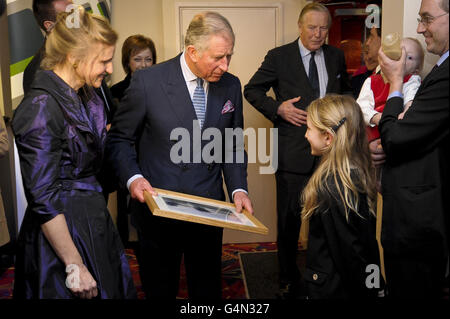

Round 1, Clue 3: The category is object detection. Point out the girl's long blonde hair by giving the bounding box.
[301,95,376,221]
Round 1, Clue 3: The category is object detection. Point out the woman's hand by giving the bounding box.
[66,263,98,299]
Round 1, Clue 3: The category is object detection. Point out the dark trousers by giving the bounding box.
[384,254,447,299]
[275,171,309,287]
[135,214,223,299]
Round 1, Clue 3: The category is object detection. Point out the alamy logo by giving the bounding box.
[365,4,381,29]
[65,4,81,29]
[365,264,381,289]
[170,121,278,174]
[65,264,80,289]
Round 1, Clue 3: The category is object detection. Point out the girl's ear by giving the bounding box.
[325,131,333,146]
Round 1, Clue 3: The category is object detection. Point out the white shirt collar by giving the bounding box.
[437,51,449,66]
[298,38,323,58]
[180,51,198,83]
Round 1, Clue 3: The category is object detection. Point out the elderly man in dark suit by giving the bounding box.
[106,11,253,299]
[244,2,350,298]
[377,0,449,299]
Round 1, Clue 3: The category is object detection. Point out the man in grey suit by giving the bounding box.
[244,2,351,298]
[106,11,253,299]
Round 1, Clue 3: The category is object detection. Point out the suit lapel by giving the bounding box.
[161,56,198,130]
[290,40,311,91]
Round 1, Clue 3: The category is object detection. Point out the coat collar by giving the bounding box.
[31,70,105,139]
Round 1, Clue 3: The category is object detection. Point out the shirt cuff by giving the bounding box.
[127,174,144,191]
[232,189,248,201]
[388,91,403,100]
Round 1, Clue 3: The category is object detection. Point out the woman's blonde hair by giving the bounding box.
[42,6,118,70]
[301,95,376,221]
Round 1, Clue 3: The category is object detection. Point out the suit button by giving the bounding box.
[313,274,318,281]
[182,164,188,171]
[207,164,213,171]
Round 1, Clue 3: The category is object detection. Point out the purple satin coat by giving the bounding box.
[12,70,136,299]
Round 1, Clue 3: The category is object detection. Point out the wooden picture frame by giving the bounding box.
[144,188,268,235]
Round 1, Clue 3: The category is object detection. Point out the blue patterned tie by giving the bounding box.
[193,78,206,129]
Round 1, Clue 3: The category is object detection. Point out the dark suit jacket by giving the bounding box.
[379,57,449,258]
[110,73,131,103]
[105,54,248,224]
[23,43,45,95]
[244,39,350,174]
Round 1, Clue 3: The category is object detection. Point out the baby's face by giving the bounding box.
[402,39,422,75]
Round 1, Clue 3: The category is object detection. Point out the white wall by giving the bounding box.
[382,0,439,77]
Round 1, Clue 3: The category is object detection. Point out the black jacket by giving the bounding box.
[305,176,381,299]
[379,57,449,258]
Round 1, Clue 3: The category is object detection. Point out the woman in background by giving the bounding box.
[110,34,157,102]
[12,7,136,299]
[109,35,157,246]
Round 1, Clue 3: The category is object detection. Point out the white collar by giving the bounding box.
[180,51,198,83]
[298,38,323,58]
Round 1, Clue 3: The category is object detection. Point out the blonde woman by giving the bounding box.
[12,7,136,299]
[301,95,381,299]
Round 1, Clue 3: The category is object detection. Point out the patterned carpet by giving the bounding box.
[0,242,280,299]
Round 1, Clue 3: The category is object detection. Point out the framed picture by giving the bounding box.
[144,188,268,235]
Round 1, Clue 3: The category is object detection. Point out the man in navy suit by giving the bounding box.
[244,2,350,298]
[377,0,449,299]
[106,11,253,299]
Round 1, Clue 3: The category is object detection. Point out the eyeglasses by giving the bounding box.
[417,12,448,27]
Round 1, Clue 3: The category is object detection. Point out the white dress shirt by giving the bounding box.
[357,73,421,126]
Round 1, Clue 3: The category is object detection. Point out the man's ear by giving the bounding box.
[186,45,199,63]
[43,20,55,33]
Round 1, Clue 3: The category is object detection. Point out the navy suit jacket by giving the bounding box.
[244,39,351,175]
[106,54,248,208]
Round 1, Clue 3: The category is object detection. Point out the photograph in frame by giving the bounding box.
[144,188,269,235]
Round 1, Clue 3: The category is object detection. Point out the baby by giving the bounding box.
[357,37,424,142]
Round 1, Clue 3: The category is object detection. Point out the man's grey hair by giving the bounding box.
[184,11,235,53]
[439,0,449,13]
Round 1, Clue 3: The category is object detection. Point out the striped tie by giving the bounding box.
[193,78,206,129]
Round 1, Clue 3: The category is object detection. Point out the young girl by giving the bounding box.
[302,95,381,299]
